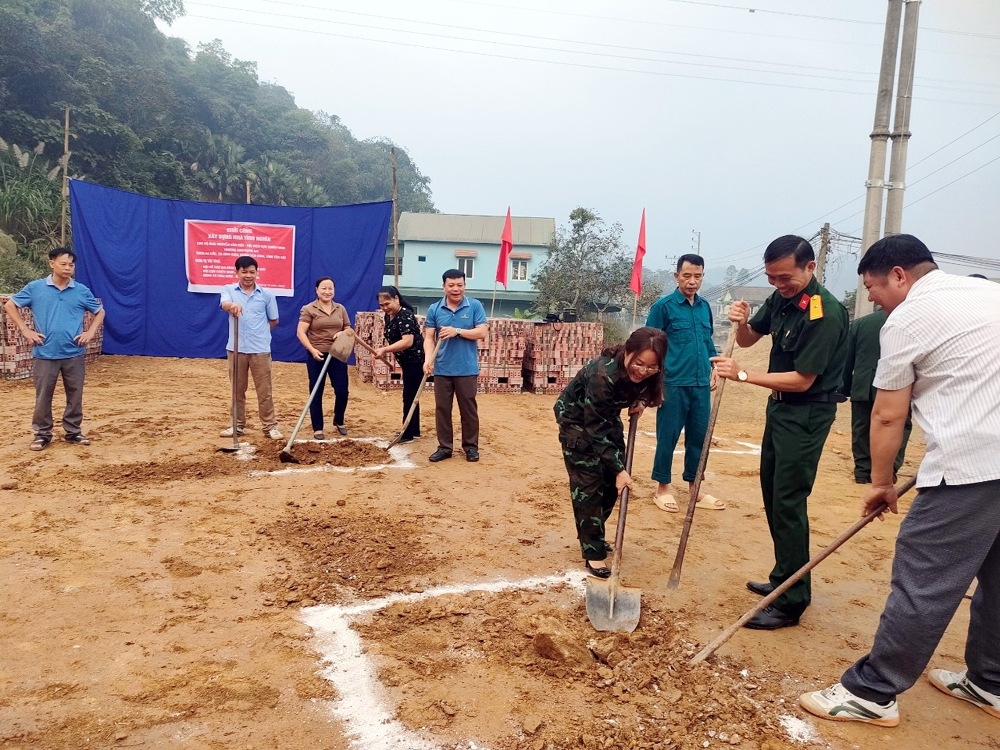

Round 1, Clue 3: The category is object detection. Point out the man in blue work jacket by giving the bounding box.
[423,269,488,463]
[645,254,724,512]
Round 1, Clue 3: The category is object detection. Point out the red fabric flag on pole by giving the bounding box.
[629,208,646,296]
[496,207,513,289]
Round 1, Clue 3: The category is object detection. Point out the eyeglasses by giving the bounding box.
[630,364,660,375]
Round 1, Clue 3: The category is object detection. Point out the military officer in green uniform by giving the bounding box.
[840,309,911,484]
[712,235,848,630]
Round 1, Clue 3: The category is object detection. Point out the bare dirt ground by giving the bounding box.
[0,348,994,750]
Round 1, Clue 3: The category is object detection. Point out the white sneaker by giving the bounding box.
[266,428,284,440]
[929,669,1000,719]
[220,426,244,437]
[799,683,899,727]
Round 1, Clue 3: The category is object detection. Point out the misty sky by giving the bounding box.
[162,1,1000,296]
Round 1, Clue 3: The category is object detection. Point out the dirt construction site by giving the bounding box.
[0,345,995,750]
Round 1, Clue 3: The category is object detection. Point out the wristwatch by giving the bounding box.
[737,370,749,382]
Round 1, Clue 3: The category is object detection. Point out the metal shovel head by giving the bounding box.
[585,576,641,633]
[217,445,240,453]
[279,449,299,464]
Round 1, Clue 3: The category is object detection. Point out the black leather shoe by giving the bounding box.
[743,605,800,630]
[428,448,453,462]
[746,580,775,596]
[855,476,871,484]
[585,560,612,579]
[465,448,480,462]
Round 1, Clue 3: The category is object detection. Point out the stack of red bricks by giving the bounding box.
[1,295,103,380]
[523,321,603,394]
[355,312,601,395]
[477,319,529,394]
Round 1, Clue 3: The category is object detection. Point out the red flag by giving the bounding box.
[629,209,646,296]
[496,207,513,289]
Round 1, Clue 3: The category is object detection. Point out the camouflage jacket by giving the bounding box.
[554,356,639,474]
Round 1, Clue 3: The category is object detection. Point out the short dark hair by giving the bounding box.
[969,273,988,280]
[763,235,814,268]
[49,247,75,261]
[442,269,465,283]
[315,276,334,289]
[235,255,258,271]
[676,254,705,272]
[857,234,936,276]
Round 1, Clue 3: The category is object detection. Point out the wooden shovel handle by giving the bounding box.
[386,339,438,449]
[690,476,918,665]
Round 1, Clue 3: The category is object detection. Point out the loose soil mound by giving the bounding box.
[253,438,388,467]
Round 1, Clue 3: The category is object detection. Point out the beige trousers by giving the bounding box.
[227,351,276,432]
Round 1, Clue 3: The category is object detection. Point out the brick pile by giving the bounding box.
[1,295,103,380]
[355,312,602,396]
[523,321,604,394]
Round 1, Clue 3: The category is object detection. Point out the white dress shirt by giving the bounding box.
[874,270,1000,487]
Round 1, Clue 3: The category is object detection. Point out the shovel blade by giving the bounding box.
[217,445,240,453]
[279,450,299,464]
[585,577,641,633]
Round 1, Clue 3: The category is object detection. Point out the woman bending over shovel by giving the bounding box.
[554,327,667,578]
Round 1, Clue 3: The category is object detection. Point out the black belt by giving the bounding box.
[770,391,846,404]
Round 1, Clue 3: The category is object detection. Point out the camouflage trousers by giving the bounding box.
[561,444,619,562]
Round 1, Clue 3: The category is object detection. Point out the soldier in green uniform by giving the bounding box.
[554,327,667,578]
[840,309,912,483]
[712,235,848,630]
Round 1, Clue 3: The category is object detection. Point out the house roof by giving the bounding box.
[398,212,555,247]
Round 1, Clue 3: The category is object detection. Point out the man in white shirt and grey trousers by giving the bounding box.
[801,234,1000,727]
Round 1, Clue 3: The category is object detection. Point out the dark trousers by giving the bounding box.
[842,479,1000,702]
[651,385,711,485]
[400,360,422,440]
[433,374,478,451]
[850,400,912,481]
[306,355,348,431]
[759,400,837,618]
[561,437,618,562]
[32,355,86,439]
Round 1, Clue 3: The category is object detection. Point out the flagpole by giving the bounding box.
[490,280,498,319]
[631,293,638,330]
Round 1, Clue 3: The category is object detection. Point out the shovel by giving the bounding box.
[353,335,394,368]
[218,316,242,453]
[667,318,738,588]
[385,339,438,450]
[586,412,642,633]
[279,351,335,463]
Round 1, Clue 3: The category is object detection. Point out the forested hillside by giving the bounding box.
[0,0,435,288]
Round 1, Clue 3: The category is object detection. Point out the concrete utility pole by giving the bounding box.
[391,147,399,288]
[856,0,903,319]
[816,223,830,285]
[884,0,921,236]
[691,231,701,257]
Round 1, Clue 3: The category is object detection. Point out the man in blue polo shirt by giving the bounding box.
[219,255,282,440]
[423,269,488,462]
[4,247,105,451]
[645,254,724,512]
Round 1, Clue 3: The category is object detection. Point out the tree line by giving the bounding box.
[0,0,436,290]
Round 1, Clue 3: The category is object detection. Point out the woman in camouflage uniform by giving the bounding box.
[554,327,667,578]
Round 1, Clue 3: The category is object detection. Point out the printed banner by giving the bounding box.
[184,219,296,296]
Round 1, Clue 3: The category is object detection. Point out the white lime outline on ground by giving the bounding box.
[638,432,761,455]
[250,437,416,476]
[301,571,587,750]
[778,714,820,743]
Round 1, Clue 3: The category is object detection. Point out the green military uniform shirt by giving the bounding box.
[840,310,887,402]
[748,275,849,395]
[645,289,717,386]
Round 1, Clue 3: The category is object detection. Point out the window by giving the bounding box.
[511,259,528,281]
[418,255,426,262]
[384,245,403,276]
[457,257,474,279]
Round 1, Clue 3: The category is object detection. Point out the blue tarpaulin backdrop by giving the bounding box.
[70,180,391,362]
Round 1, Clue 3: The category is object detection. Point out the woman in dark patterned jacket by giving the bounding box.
[554,327,667,578]
[375,286,426,444]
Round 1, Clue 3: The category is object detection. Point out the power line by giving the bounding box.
[904,153,1000,208]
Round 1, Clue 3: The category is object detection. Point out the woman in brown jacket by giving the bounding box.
[296,277,352,439]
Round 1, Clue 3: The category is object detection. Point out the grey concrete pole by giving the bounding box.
[817,223,830,285]
[884,0,921,236]
[855,0,903,319]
